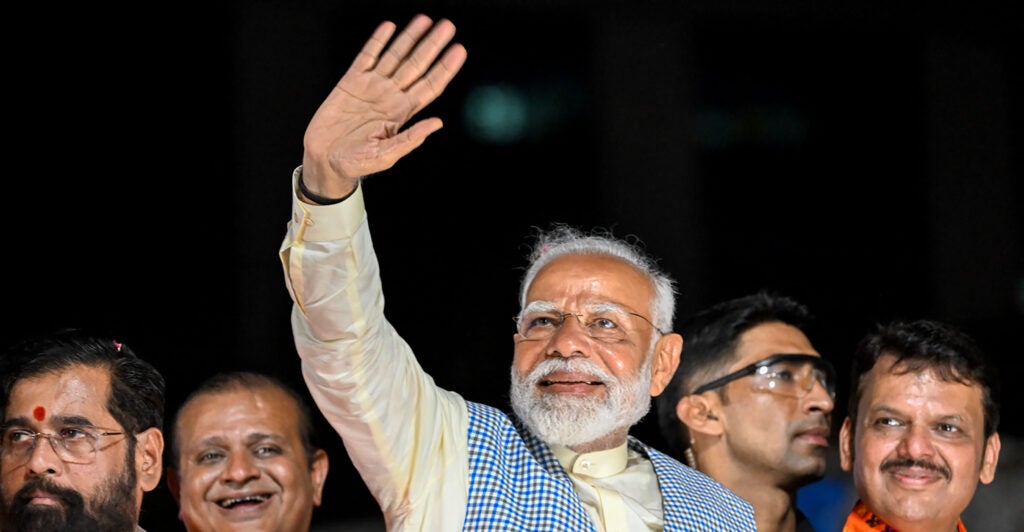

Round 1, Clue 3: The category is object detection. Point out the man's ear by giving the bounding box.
[166,466,182,504]
[839,417,854,472]
[979,432,1001,484]
[135,427,164,492]
[676,394,723,437]
[309,449,330,507]
[649,333,683,396]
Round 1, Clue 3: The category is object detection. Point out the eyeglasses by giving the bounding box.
[0,426,126,465]
[515,310,666,343]
[690,353,836,400]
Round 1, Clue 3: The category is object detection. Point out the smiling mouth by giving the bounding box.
[888,466,949,483]
[217,494,271,509]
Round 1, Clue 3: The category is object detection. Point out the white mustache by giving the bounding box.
[525,357,615,386]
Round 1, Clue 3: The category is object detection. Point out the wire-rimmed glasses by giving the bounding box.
[515,310,666,343]
[0,425,126,465]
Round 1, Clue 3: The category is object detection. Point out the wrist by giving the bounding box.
[297,169,353,205]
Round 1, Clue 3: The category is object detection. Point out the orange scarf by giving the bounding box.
[843,500,967,532]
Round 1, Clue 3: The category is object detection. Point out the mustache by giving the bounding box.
[525,357,613,384]
[12,476,85,510]
[880,457,951,480]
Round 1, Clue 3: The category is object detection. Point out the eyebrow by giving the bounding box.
[2,414,98,430]
[244,432,284,445]
[522,301,632,315]
[868,405,969,423]
[589,302,631,315]
[934,414,970,425]
[867,405,904,417]
[523,301,558,314]
[194,431,284,449]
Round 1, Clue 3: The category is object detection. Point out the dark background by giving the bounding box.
[5,1,1021,530]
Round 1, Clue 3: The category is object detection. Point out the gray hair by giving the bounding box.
[517,224,677,334]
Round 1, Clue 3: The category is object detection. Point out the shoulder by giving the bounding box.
[632,438,757,530]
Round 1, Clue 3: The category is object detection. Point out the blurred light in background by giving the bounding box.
[463,79,587,144]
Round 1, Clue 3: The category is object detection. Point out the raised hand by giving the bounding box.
[300,14,467,200]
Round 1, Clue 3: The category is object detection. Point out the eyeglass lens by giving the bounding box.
[518,312,637,341]
[750,358,834,398]
[1,429,108,465]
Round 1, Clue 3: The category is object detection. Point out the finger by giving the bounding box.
[349,20,398,73]
[391,18,458,91]
[405,44,467,113]
[374,14,435,77]
[380,118,444,163]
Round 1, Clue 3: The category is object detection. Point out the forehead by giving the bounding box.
[732,322,818,367]
[5,365,113,423]
[859,358,985,421]
[527,254,653,310]
[176,386,301,443]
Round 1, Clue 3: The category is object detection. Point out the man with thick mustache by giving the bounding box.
[839,319,1001,531]
[279,13,755,531]
[0,328,165,532]
[656,291,836,531]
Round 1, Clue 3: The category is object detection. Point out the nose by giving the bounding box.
[545,314,590,358]
[803,378,835,414]
[896,423,936,458]
[221,451,261,484]
[24,435,62,475]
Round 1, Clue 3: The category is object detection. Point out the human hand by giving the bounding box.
[300,14,467,200]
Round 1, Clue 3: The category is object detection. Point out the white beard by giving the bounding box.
[509,352,653,448]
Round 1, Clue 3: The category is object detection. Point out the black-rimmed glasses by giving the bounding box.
[690,353,836,400]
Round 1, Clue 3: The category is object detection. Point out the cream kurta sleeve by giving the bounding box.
[279,168,469,531]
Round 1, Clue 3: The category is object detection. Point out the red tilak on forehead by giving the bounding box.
[33,406,45,421]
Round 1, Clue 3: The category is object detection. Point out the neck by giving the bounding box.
[722,481,798,532]
[565,427,629,454]
[696,451,801,532]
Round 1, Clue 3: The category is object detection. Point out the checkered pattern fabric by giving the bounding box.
[464,401,756,531]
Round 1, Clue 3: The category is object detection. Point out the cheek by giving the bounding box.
[181,468,219,503]
[856,433,894,469]
[944,446,981,478]
[601,353,633,375]
[730,397,782,430]
[68,461,124,495]
[752,402,788,431]
[512,344,544,375]
[0,470,20,499]
[275,467,302,498]
[604,340,653,376]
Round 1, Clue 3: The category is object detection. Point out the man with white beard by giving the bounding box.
[279,13,755,531]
